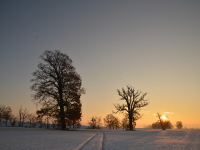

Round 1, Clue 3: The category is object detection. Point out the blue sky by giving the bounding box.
[0,0,200,127]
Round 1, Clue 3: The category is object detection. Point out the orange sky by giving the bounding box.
[1,1,200,128]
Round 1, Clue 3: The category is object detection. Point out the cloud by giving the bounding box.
[165,112,174,115]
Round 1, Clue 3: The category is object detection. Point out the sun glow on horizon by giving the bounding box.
[161,115,167,120]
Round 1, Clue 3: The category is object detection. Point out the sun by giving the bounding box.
[161,115,167,120]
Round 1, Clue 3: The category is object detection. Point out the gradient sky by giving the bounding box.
[0,0,200,128]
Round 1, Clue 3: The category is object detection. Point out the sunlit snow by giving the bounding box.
[0,127,200,150]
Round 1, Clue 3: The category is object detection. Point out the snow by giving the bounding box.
[0,127,200,150]
[104,129,200,150]
[0,127,95,150]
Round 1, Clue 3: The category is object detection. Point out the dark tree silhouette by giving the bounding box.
[157,113,166,130]
[153,113,173,130]
[66,101,82,129]
[21,108,28,127]
[122,112,142,130]
[104,114,120,129]
[114,86,149,130]
[88,116,101,129]
[27,113,37,128]
[0,105,12,126]
[18,107,22,127]
[31,50,84,130]
[176,121,183,129]
[121,115,129,129]
[10,115,17,127]
[18,107,28,127]
[36,106,54,129]
[0,105,5,121]
[152,120,173,129]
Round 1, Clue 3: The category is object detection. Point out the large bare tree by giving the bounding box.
[114,86,149,130]
[30,50,84,130]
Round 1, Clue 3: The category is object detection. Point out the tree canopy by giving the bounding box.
[30,50,84,130]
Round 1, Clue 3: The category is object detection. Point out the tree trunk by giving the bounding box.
[29,119,31,128]
[19,116,21,127]
[128,113,133,130]
[59,105,66,130]
[46,117,49,129]
[157,113,166,130]
[22,120,24,127]
[58,78,66,130]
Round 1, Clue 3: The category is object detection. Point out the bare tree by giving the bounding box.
[88,116,101,129]
[121,115,129,129]
[36,106,53,129]
[19,107,28,127]
[18,107,22,127]
[114,86,149,130]
[0,105,6,121]
[37,114,45,128]
[10,115,17,127]
[104,114,120,129]
[0,105,12,126]
[157,113,166,130]
[22,108,28,127]
[27,113,37,128]
[30,50,84,130]
[152,119,173,129]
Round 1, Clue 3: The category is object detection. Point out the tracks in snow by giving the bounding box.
[75,130,105,150]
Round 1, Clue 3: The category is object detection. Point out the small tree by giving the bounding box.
[19,107,28,127]
[154,113,173,130]
[114,86,149,130]
[18,107,22,127]
[0,105,12,126]
[112,117,120,129]
[176,121,183,129]
[27,113,37,128]
[10,115,17,127]
[18,106,28,127]
[104,114,120,129]
[157,113,166,130]
[0,105,6,121]
[121,115,129,129]
[88,116,101,129]
[37,114,45,128]
[152,120,173,129]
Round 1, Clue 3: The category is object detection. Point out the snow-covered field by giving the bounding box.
[0,127,200,150]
